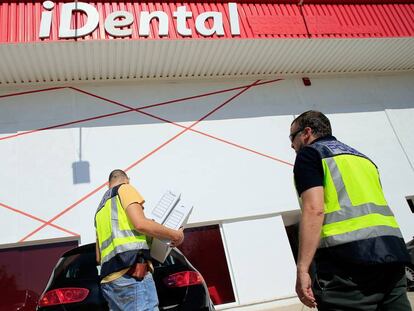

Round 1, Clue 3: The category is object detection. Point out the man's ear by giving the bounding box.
[303,127,310,137]
[304,127,314,142]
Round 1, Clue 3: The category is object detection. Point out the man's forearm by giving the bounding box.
[96,239,101,264]
[297,186,325,273]
[135,218,177,241]
[297,209,324,273]
[125,202,181,243]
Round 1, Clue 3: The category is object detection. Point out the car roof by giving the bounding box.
[62,243,95,257]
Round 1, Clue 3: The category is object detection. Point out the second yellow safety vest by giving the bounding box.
[308,140,403,249]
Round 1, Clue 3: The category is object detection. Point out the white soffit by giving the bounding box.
[0,37,413,85]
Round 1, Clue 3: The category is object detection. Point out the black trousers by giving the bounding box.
[313,260,412,311]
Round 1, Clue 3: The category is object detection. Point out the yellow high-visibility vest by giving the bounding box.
[95,184,148,278]
[308,140,403,249]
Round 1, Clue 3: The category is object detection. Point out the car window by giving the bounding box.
[54,252,99,281]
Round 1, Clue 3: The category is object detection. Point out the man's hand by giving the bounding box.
[296,270,317,308]
[170,228,184,247]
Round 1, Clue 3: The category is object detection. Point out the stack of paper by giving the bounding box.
[148,190,193,263]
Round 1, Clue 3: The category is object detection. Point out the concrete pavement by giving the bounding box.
[219,292,414,310]
[300,292,414,311]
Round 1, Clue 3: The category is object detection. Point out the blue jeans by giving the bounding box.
[101,272,159,311]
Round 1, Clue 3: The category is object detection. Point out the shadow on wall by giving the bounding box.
[72,127,90,184]
[72,160,90,184]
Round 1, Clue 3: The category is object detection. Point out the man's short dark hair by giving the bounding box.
[108,169,128,183]
[292,110,332,138]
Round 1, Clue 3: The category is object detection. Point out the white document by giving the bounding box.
[149,191,193,263]
[149,190,181,224]
[163,202,193,230]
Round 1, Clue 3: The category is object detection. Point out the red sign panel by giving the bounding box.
[0,1,413,43]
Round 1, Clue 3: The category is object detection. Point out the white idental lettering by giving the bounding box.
[105,11,134,37]
[173,6,192,37]
[139,11,169,37]
[228,2,240,36]
[196,11,224,36]
[59,2,99,38]
[39,1,54,39]
[39,2,240,39]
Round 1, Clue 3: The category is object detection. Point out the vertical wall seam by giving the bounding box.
[219,223,241,306]
[384,109,414,172]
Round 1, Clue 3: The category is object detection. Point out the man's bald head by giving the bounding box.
[108,169,129,187]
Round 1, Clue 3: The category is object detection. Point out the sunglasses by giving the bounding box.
[289,128,304,142]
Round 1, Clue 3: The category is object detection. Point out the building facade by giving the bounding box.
[0,0,413,310]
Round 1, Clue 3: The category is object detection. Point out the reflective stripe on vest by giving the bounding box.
[308,140,403,249]
[95,187,148,266]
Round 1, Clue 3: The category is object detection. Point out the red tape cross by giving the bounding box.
[0,202,79,237]
[0,79,281,142]
[69,80,292,167]
[18,80,264,242]
[0,79,291,242]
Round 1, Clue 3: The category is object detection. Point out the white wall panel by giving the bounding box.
[15,129,77,218]
[222,216,297,305]
[0,206,43,244]
[131,127,296,224]
[294,76,385,114]
[0,75,413,247]
[0,88,123,135]
[385,108,414,172]
[376,75,414,111]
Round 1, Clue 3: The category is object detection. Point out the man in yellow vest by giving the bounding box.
[290,110,411,310]
[95,169,184,311]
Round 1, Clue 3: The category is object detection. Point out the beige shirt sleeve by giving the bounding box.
[118,184,145,210]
